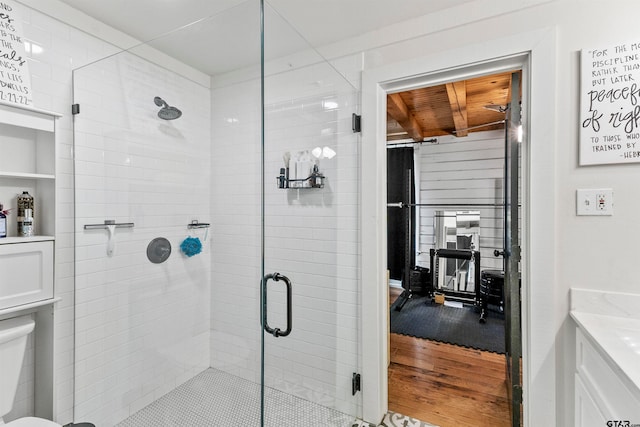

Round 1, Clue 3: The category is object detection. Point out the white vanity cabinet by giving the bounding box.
[575,373,608,427]
[575,327,640,426]
[0,101,60,312]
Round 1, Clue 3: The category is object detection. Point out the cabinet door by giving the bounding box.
[575,374,608,427]
[0,241,54,310]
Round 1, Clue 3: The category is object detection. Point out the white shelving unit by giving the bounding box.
[0,101,61,422]
[0,101,60,310]
[0,101,60,243]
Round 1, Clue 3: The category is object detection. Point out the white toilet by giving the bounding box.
[0,316,61,427]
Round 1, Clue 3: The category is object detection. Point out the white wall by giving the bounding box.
[73,51,211,425]
[349,1,640,425]
[209,60,361,416]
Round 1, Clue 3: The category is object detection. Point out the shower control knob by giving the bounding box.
[494,249,505,257]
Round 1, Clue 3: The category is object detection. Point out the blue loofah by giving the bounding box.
[180,236,202,257]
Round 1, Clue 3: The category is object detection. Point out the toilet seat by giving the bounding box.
[4,417,61,427]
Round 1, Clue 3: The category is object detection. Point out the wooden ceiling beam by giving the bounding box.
[387,93,424,142]
[506,73,513,109]
[445,81,468,137]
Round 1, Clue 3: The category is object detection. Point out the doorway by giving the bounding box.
[385,70,522,427]
[360,29,559,427]
[357,32,561,421]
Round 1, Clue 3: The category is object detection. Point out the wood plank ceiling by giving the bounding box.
[387,71,519,142]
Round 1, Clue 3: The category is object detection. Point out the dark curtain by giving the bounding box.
[387,147,415,281]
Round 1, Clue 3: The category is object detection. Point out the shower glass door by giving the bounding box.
[260,1,362,424]
[72,2,266,426]
[72,52,215,425]
[72,0,361,425]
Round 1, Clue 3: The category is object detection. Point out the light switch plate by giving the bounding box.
[576,188,613,216]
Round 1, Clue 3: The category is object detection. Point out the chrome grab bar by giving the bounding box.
[262,272,292,338]
[84,220,134,230]
[187,220,210,229]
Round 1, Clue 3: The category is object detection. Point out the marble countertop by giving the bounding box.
[570,288,640,397]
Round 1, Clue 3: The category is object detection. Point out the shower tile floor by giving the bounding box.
[115,368,437,427]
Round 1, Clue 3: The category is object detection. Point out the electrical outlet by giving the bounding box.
[577,188,613,216]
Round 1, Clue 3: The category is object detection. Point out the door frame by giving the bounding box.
[360,27,557,426]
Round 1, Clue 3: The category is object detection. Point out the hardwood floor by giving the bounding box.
[388,287,511,427]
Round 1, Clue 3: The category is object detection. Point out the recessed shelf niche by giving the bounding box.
[0,101,60,241]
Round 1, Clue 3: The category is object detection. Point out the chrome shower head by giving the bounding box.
[158,106,182,120]
[154,96,182,120]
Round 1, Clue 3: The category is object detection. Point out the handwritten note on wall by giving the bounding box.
[580,41,640,165]
[0,0,32,107]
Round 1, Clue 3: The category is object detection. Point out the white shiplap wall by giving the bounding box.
[415,130,506,273]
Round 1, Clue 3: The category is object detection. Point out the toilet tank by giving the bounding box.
[0,316,35,417]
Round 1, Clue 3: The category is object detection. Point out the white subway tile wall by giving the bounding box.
[210,61,362,416]
[209,76,262,387]
[72,51,211,425]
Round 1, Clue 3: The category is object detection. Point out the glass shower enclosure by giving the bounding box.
[72,1,361,426]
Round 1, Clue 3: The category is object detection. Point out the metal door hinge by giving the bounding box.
[512,245,521,262]
[352,372,361,395]
[72,104,80,115]
[352,113,361,133]
[513,384,523,404]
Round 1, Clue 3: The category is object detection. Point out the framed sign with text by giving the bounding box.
[0,0,32,107]
[580,40,640,165]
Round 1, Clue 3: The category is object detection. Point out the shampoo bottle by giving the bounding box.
[21,208,33,237]
[17,191,34,236]
[0,203,6,238]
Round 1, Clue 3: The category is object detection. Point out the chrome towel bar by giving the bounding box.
[84,220,134,230]
[187,220,210,229]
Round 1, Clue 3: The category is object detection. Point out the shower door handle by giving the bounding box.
[262,273,292,337]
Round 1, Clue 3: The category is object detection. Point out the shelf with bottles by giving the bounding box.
[277,165,325,189]
[1,182,54,238]
[0,103,60,242]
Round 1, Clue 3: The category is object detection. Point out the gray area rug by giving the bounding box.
[390,296,505,353]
